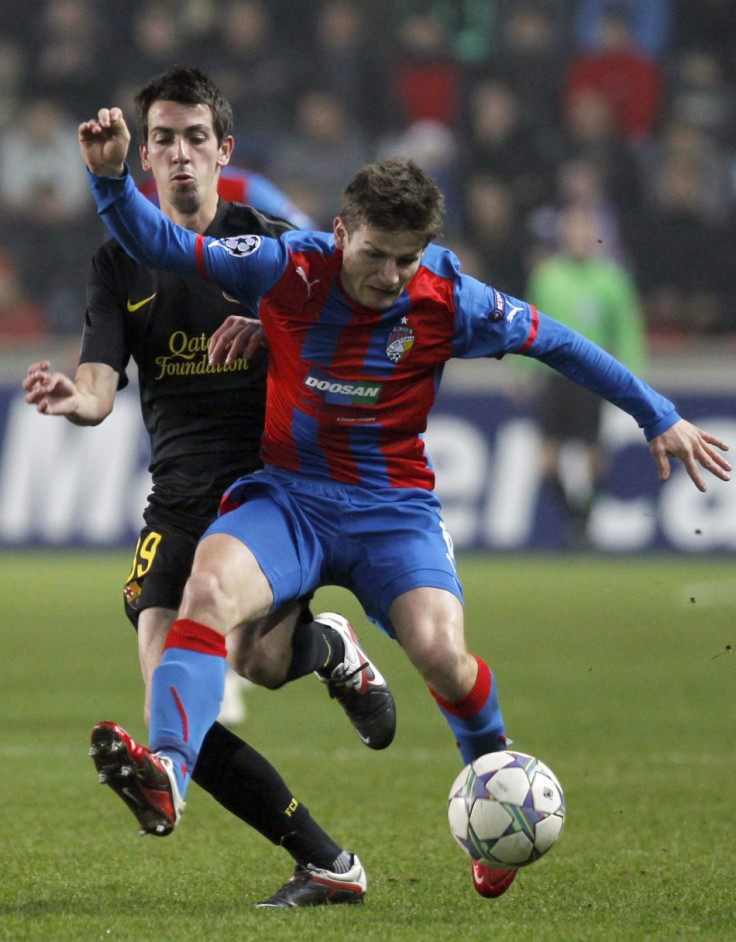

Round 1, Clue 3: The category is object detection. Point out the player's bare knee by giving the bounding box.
[412,639,476,700]
[179,569,233,625]
[405,621,467,676]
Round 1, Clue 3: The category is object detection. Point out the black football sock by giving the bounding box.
[284,619,346,682]
[192,722,343,868]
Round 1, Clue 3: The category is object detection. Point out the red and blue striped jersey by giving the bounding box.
[90,169,680,489]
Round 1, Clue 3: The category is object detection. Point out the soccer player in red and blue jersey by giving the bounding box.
[79,106,731,900]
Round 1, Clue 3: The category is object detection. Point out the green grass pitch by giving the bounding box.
[1,550,734,941]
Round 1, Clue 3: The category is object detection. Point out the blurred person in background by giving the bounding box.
[573,0,672,60]
[196,0,295,166]
[0,97,100,334]
[559,84,644,219]
[460,75,555,217]
[523,202,647,547]
[527,154,629,268]
[460,172,529,297]
[26,0,109,113]
[23,66,397,909]
[497,2,568,135]
[0,37,28,132]
[671,0,736,65]
[378,118,461,236]
[269,88,370,230]
[391,0,501,67]
[389,8,463,130]
[564,7,664,142]
[626,147,735,341]
[299,0,391,139]
[636,116,733,225]
[121,1,193,90]
[0,250,45,344]
[666,47,735,146]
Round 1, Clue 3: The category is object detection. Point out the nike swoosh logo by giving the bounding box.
[126,292,157,312]
[121,786,143,807]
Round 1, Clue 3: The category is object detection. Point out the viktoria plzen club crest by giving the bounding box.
[386,318,415,363]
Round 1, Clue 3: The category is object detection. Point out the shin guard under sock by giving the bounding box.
[150,618,227,795]
[194,722,344,868]
[430,655,507,765]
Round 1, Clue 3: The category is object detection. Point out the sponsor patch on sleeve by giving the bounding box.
[490,287,505,321]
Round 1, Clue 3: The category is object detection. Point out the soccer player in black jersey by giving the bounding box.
[23,66,396,908]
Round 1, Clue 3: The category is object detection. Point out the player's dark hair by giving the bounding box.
[339,158,445,242]
[134,66,233,144]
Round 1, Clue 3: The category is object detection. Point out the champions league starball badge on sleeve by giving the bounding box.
[215,234,262,257]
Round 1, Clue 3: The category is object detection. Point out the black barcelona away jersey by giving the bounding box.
[81,199,294,519]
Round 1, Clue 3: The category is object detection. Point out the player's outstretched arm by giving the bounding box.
[648,418,730,492]
[22,361,119,426]
[209,315,267,366]
[79,107,130,176]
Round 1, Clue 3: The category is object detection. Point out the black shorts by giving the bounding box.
[123,515,206,628]
[537,373,603,444]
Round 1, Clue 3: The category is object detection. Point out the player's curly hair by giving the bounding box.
[134,66,233,145]
[339,158,445,242]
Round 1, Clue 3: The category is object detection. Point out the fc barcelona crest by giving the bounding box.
[386,318,415,363]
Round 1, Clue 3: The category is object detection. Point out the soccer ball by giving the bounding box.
[447,751,565,868]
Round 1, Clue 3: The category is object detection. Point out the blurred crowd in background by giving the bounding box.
[0,0,735,350]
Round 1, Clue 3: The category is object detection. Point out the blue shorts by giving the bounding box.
[205,465,463,637]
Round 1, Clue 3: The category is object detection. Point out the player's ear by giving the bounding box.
[333,217,347,249]
[217,135,234,168]
[140,143,151,172]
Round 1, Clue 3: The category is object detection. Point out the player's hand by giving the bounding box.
[648,418,730,492]
[79,107,130,176]
[209,315,267,366]
[22,361,79,415]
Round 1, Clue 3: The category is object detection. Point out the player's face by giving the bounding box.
[140,101,233,217]
[334,219,426,311]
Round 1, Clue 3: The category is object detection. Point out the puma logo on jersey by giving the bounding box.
[126,292,157,312]
[296,266,320,298]
[506,302,523,323]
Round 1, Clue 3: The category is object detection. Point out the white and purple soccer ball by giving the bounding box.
[448,751,566,868]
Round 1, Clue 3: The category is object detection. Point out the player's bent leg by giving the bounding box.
[144,536,272,794]
[390,587,475,701]
[228,602,305,688]
[230,605,397,749]
[192,721,362,893]
[391,588,507,759]
[178,532,275,632]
